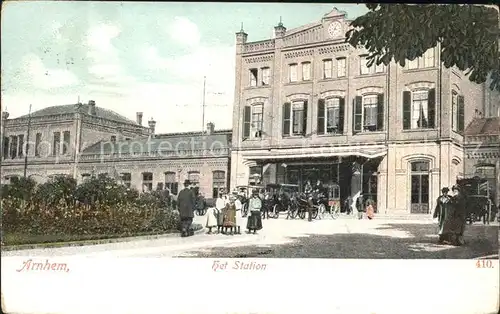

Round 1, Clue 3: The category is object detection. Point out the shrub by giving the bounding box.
[1,174,180,242]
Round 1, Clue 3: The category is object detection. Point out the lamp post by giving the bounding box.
[23,104,32,178]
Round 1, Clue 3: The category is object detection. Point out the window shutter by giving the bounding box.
[427,88,436,128]
[457,95,465,133]
[338,97,345,134]
[282,102,291,137]
[403,91,411,129]
[317,99,325,135]
[302,100,308,135]
[243,105,251,139]
[353,96,362,133]
[377,93,384,131]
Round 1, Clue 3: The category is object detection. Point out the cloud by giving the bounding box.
[20,53,79,90]
[168,17,200,46]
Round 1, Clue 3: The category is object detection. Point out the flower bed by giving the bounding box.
[1,174,182,245]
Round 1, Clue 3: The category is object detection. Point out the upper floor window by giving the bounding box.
[407,48,435,70]
[62,131,70,155]
[250,104,264,138]
[242,103,264,140]
[261,67,271,85]
[323,59,332,79]
[283,100,308,137]
[249,68,258,87]
[451,90,465,133]
[337,57,346,77]
[289,64,298,82]
[18,135,24,157]
[317,97,345,135]
[52,132,60,156]
[302,62,311,81]
[402,89,436,130]
[353,94,385,133]
[3,136,9,159]
[360,55,384,75]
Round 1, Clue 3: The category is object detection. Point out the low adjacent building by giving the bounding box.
[464,117,500,206]
[1,102,231,199]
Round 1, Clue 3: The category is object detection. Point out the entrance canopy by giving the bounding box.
[242,145,387,162]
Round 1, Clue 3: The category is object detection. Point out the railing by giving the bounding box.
[243,40,275,53]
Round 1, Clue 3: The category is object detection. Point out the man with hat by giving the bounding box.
[433,187,452,244]
[177,179,196,237]
[450,184,467,245]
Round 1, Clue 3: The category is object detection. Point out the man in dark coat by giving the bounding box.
[177,179,196,237]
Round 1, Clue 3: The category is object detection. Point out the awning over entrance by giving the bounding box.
[242,145,387,162]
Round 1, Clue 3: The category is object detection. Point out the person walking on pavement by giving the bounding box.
[233,190,243,235]
[177,180,196,237]
[433,187,452,244]
[304,180,314,222]
[246,189,263,234]
[223,195,237,235]
[215,189,228,234]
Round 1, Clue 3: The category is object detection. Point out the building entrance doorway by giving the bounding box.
[410,161,430,213]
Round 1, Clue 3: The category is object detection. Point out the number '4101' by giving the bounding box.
[476,260,494,268]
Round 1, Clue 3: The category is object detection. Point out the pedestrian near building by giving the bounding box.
[365,199,375,220]
[233,190,243,235]
[177,180,195,237]
[223,195,237,235]
[215,189,228,234]
[246,189,263,234]
[433,187,452,244]
[450,185,467,245]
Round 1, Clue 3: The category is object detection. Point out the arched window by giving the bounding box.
[212,171,226,198]
[410,161,430,213]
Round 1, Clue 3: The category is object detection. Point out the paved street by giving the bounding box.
[2,213,498,259]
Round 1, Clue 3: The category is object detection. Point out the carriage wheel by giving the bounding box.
[270,204,280,219]
[317,204,326,219]
[330,205,340,219]
[298,209,306,219]
[289,204,298,219]
[242,204,248,218]
[311,207,319,220]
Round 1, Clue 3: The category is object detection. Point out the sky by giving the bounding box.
[1,2,368,133]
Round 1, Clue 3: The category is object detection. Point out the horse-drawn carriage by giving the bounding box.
[265,183,300,219]
[456,177,493,225]
[235,185,264,217]
[318,183,341,219]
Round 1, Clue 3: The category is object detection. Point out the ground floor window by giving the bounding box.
[142,172,153,192]
[212,171,226,198]
[165,172,178,195]
[410,161,430,213]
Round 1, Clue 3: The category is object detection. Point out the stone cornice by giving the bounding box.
[244,54,274,64]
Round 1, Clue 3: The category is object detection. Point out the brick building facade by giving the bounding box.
[1,101,231,199]
[229,8,497,214]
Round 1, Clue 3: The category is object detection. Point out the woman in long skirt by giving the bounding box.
[233,192,243,235]
[223,199,237,235]
[246,189,263,234]
[205,206,218,234]
[215,190,228,234]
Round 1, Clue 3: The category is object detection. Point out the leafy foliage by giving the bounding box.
[1,174,180,241]
[346,4,500,91]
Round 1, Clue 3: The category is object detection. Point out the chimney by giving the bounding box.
[206,122,215,135]
[136,112,143,125]
[148,118,156,134]
[88,100,96,115]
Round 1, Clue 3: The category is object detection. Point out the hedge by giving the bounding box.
[1,174,181,244]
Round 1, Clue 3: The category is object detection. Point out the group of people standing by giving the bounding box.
[204,188,263,235]
[433,185,467,246]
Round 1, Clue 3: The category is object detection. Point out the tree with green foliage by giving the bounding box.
[346,4,500,92]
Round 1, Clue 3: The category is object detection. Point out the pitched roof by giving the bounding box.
[17,103,139,125]
[464,117,500,136]
[81,133,231,156]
